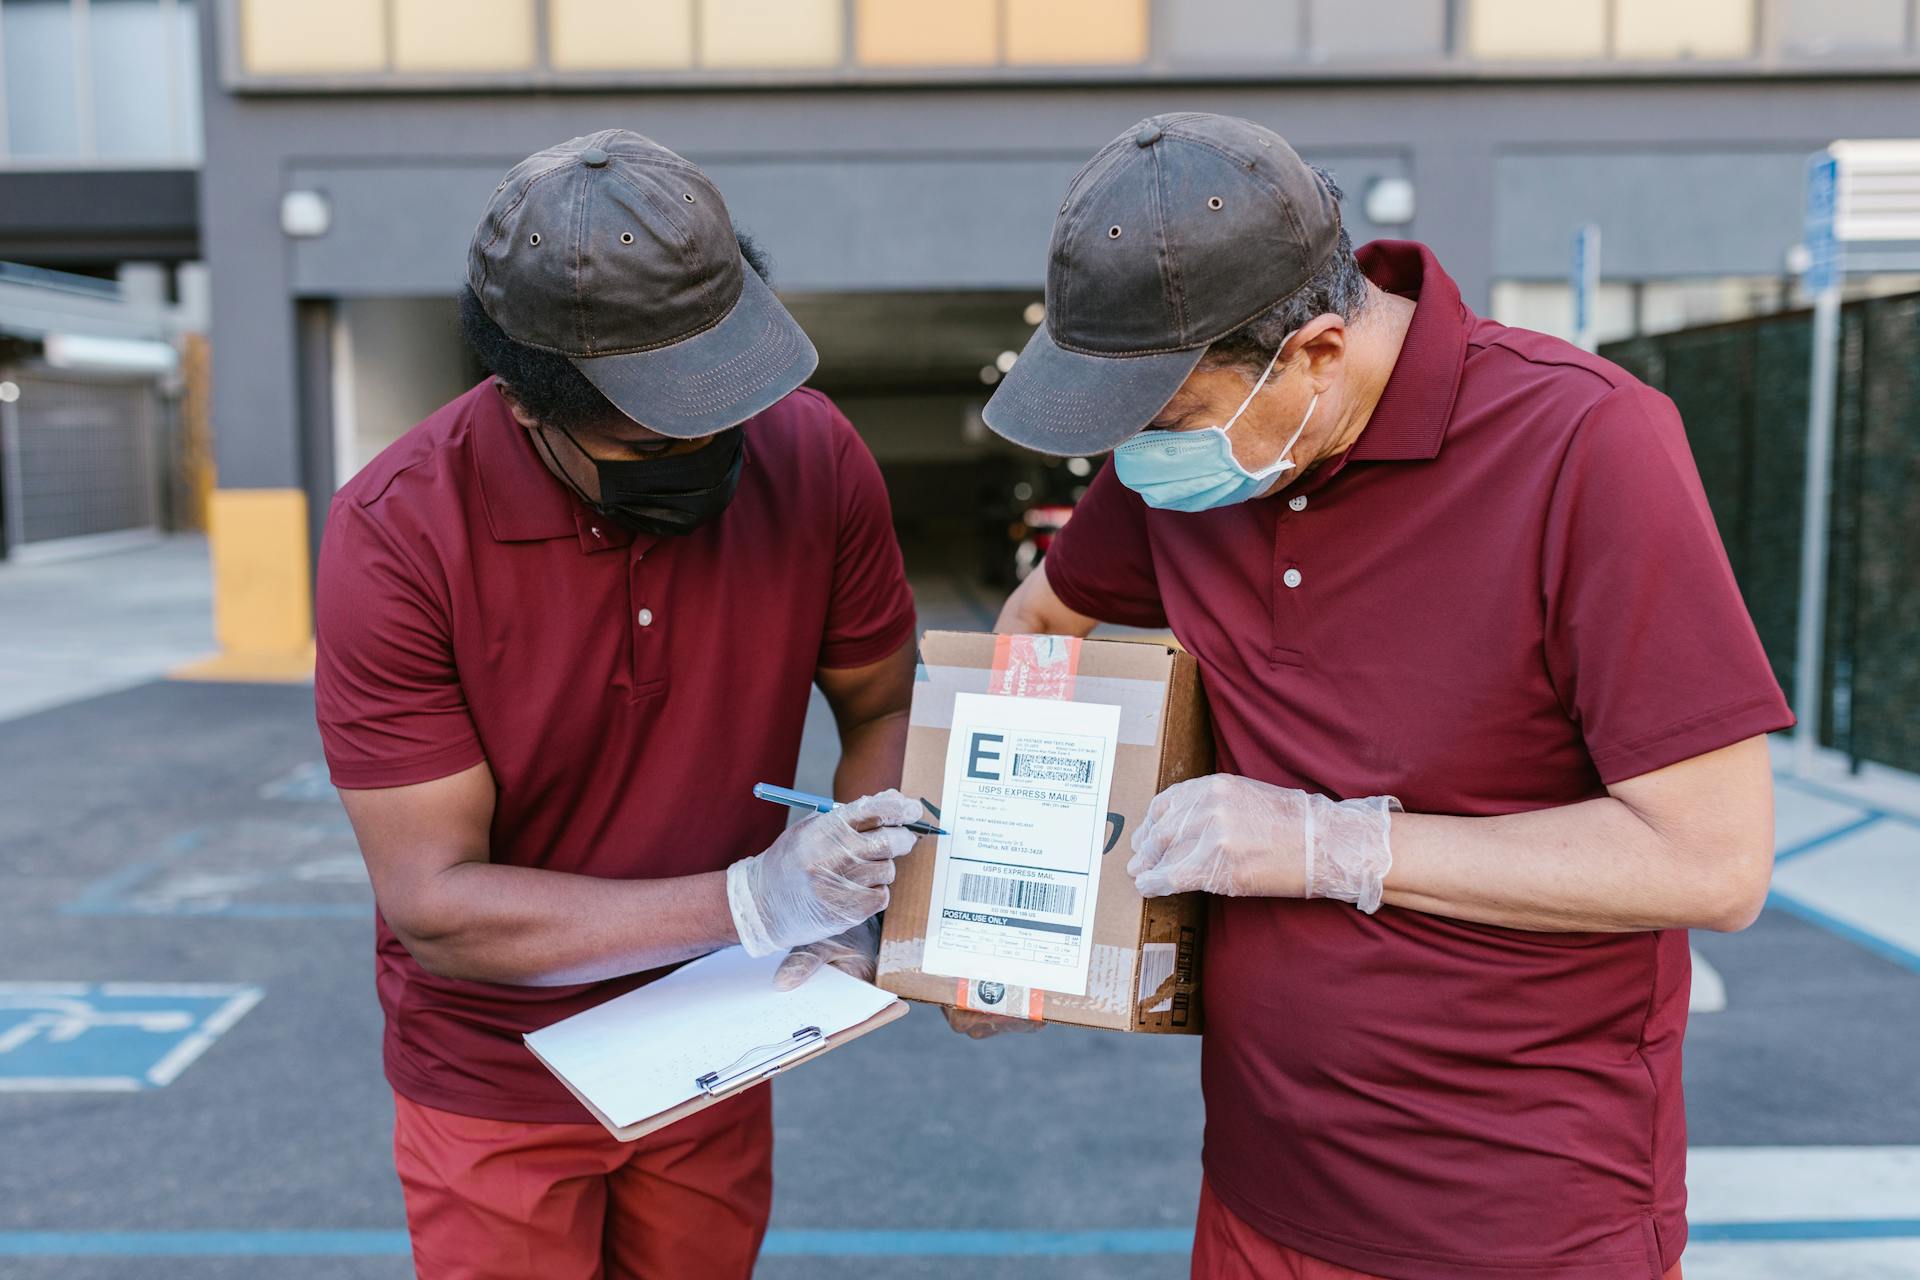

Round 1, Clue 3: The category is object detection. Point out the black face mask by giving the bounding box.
[538,425,745,538]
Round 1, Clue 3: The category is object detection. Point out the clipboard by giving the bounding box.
[523,947,908,1143]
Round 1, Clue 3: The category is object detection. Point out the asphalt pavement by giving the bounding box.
[2,543,1918,1279]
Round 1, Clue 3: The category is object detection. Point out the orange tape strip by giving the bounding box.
[988,633,1081,701]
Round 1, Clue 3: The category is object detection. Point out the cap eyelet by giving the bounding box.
[620,232,634,244]
[1108,225,1122,239]
[528,232,541,246]
[1207,196,1224,210]
[683,192,696,203]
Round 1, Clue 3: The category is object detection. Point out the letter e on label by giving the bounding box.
[967,732,1005,780]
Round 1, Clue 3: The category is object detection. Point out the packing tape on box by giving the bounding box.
[880,935,1145,1020]
[989,633,1080,699]
[911,665,1167,746]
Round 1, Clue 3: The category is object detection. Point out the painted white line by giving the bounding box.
[1683,1238,1920,1279]
[1771,823,1920,960]
[96,982,262,998]
[1688,949,1726,1013]
[143,988,263,1087]
[0,982,94,997]
[1689,1147,1920,1223]
[0,1077,143,1092]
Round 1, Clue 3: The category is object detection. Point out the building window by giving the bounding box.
[549,0,692,70]
[1163,0,1301,64]
[1779,0,1912,55]
[700,0,842,68]
[218,0,1920,85]
[391,0,535,71]
[1468,0,1607,59]
[1614,0,1753,59]
[2,0,201,164]
[1004,0,1146,65]
[855,0,997,67]
[1308,0,1445,59]
[238,0,383,73]
[2,0,82,159]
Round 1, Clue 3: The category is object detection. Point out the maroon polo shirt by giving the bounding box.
[1043,242,1791,1279]
[314,381,914,1123]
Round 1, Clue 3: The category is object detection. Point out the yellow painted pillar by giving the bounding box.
[172,487,317,682]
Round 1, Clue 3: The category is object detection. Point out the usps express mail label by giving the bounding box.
[922,692,1121,996]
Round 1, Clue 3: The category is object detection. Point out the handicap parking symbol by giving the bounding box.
[0,982,262,1092]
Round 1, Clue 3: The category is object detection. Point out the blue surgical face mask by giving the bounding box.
[1112,340,1317,512]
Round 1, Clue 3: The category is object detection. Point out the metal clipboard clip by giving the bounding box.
[695,1026,823,1098]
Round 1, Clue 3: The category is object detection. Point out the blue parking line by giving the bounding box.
[61,831,203,914]
[1771,813,1888,864]
[3,1222,1919,1257]
[1690,1219,1920,1242]
[1774,773,1920,829]
[764,1229,1194,1256]
[1767,890,1920,976]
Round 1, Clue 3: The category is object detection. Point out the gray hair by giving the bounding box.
[1203,166,1370,375]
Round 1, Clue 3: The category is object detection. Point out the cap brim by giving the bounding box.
[569,258,819,438]
[982,323,1204,456]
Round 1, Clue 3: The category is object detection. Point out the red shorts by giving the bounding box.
[392,1086,773,1280]
[1191,1178,1683,1280]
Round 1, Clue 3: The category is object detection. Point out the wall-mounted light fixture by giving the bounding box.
[281,190,332,239]
[1363,177,1416,227]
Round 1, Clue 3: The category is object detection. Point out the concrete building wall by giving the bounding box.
[190,0,1920,669]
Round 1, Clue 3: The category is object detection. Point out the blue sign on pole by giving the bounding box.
[1805,151,1839,294]
[1571,223,1600,351]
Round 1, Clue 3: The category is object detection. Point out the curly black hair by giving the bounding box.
[460,229,774,430]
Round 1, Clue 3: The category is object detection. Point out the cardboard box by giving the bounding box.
[877,631,1211,1033]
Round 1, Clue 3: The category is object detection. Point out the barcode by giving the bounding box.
[957,873,1077,915]
[1011,752,1093,785]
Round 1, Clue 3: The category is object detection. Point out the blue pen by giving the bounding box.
[753,782,948,837]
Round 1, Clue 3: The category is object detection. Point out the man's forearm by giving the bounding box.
[402,865,736,987]
[1384,797,1767,934]
[833,711,909,803]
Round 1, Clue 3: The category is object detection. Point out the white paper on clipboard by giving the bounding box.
[920,691,1122,995]
[524,947,899,1133]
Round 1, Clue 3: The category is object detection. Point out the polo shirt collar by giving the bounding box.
[1346,241,1468,463]
[472,381,638,554]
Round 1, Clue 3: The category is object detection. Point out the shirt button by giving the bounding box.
[1289,495,1308,512]
[637,608,654,627]
[1283,568,1303,589]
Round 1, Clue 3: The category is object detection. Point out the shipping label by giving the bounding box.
[921,692,1121,996]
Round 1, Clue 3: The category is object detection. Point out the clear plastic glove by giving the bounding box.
[773,916,879,991]
[1126,775,1401,913]
[942,1006,1046,1040]
[727,790,922,957]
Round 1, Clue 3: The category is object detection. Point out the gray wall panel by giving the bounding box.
[1492,150,1813,279]
[288,152,1411,297]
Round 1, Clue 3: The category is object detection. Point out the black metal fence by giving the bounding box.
[1602,291,1920,775]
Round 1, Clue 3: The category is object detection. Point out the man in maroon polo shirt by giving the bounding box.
[982,113,1789,1280]
[314,131,923,1279]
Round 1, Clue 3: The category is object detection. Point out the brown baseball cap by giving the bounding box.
[467,129,817,438]
[983,113,1341,455]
